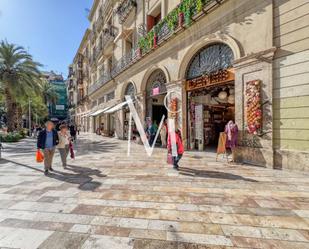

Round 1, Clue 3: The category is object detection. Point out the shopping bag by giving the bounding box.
[167,153,173,165]
[36,149,44,163]
[69,142,75,159]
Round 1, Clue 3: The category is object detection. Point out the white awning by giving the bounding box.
[90,109,105,117]
[104,100,131,114]
[90,106,113,116]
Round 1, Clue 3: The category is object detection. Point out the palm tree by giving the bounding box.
[41,79,59,105]
[0,40,42,131]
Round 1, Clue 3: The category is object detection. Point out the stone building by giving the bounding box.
[69,0,309,171]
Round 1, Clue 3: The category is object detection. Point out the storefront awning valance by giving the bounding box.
[104,99,134,114]
[90,109,106,117]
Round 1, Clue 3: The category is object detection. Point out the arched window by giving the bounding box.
[146,69,167,97]
[186,43,234,80]
[125,82,135,99]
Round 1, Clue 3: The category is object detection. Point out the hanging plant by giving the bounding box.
[166,8,179,31]
[197,0,203,13]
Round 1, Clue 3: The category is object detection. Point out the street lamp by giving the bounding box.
[28,99,32,137]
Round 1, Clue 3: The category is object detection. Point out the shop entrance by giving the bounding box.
[152,104,167,124]
[145,69,168,124]
[187,82,235,150]
[185,43,235,151]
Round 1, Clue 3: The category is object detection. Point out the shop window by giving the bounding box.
[186,43,234,80]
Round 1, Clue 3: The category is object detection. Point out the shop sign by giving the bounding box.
[186,69,234,91]
[152,87,160,96]
[195,105,203,140]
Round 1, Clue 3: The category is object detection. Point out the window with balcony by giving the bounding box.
[116,0,137,24]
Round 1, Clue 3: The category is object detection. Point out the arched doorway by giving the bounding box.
[123,82,136,139]
[185,43,235,150]
[146,69,168,126]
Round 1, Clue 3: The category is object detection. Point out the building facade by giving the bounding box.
[42,71,68,121]
[69,0,309,171]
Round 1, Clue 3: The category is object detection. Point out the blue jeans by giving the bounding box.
[172,154,182,168]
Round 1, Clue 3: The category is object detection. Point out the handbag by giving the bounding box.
[36,149,44,163]
[167,153,173,165]
[69,142,75,159]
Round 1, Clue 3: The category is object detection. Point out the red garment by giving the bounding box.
[167,131,184,155]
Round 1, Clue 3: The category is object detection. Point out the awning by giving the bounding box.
[90,106,113,116]
[90,109,105,117]
[104,100,132,114]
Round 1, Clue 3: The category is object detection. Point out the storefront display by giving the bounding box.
[187,86,235,150]
[246,80,262,135]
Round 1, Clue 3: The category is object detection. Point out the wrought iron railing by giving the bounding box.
[88,69,112,95]
[102,0,113,16]
[115,0,137,24]
[111,46,140,77]
[102,27,116,49]
[96,15,104,33]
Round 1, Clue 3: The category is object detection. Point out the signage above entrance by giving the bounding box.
[186,69,235,92]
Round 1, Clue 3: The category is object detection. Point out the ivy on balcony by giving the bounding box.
[138,0,212,54]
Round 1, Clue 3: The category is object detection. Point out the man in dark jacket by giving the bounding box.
[37,121,59,175]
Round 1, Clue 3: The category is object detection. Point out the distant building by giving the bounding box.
[42,71,68,121]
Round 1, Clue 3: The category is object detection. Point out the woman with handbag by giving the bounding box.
[167,129,184,170]
[57,124,71,168]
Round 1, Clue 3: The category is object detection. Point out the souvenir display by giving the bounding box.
[246,80,262,134]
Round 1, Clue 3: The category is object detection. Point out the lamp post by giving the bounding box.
[28,99,32,137]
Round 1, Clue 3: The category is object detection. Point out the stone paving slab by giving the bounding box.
[0,134,309,248]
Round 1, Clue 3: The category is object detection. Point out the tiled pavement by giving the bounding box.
[0,134,309,249]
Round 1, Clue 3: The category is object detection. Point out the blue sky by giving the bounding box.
[0,0,93,78]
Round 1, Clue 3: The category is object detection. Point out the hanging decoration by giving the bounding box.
[246,80,262,134]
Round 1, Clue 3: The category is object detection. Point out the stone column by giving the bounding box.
[234,48,276,168]
[166,79,185,143]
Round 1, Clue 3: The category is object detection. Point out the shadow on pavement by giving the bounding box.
[179,167,258,182]
[0,158,106,191]
[0,158,44,173]
[48,164,106,191]
[74,139,119,156]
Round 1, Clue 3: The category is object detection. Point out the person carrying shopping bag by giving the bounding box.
[57,124,71,168]
[37,121,59,175]
[167,128,184,170]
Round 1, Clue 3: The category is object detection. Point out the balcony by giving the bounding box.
[111,46,140,77]
[96,14,104,33]
[102,25,117,50]
[115,0,137,24]
[102,0,113,16]
[88,69,112,95]
[90,30,96,44]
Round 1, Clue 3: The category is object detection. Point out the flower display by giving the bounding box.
[246,80,262,134]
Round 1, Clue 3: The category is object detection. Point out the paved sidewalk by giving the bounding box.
[0,134,308,248]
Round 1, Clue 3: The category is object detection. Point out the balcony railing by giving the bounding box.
[88,69,112,95]
[102,0,113,16]
[96,15,104,33]
[115,0,137,24]
[111,46,140,77]
[102,26,117,49]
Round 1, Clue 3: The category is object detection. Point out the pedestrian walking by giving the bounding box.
[167,128,184,170]
[57,124,71,168]
[146,119,155,146]
[37,121,59,175]
[69,124,77,141]
[160,120,167,148]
